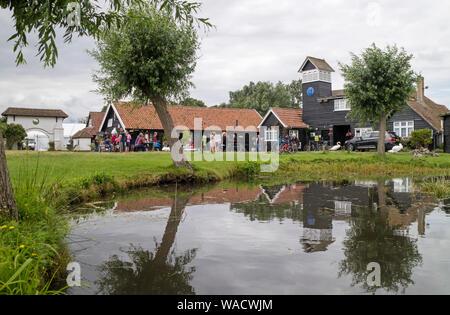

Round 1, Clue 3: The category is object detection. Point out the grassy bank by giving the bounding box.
[6,151,450,204]
[0,159,69,294]
[2,150,450,294]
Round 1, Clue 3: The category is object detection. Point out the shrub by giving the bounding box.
[4,123,26,150]
[236,161,259,179]
[400,138,412,150]
[410,129,432,149]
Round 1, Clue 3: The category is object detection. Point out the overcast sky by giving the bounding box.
[1,0,449,122]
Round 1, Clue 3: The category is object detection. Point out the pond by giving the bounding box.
[66,178,450,295]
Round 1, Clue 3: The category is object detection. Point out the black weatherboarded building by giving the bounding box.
[299,56,448,148]
[442,112,450,153]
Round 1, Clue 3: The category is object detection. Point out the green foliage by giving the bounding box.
[4,123,26,150]
[339,44,417,126]
[179,97,206,107]
[76,172,115,189]
[410,129,432,149]
[90,3,200,104]
[417,177,450,199]
[400,138,412,150]
[1,157,68,294]
[48,141,55,151]
[236,161,260,180]
[219,79,303,115]
[2,0,211,67]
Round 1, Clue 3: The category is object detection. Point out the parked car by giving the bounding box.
[345,131,400,152]
[22,139,36,150]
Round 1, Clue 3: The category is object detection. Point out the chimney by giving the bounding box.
[417,76,425,103]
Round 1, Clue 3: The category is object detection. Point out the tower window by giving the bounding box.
[334,99,351,111]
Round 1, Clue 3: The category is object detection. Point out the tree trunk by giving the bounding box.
[152,95,193,171]
[377,111,387,155]
[0,127,18,221]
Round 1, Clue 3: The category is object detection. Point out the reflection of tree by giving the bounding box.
[338,181,422,294]
[96,192,197,295]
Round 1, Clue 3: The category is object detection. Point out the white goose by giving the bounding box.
[388,143,403,153]
[330,142,342,151]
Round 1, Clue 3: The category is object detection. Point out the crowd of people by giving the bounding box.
[279,133,301,152]
[91,129,302,153]
[93,128,165,152]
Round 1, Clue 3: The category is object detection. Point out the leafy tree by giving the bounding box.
[1,0,210,67]
[288,79,303,108]
[90,3,202,170]
[0,0,210,220]
[410,129,432,149]
[339,44,417,155]
[179,97,206,107]
[4,124,27,150]
[223,80,302,115]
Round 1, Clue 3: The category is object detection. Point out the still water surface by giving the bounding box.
[67,179,450,295]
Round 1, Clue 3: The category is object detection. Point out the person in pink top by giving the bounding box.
[126,131,132,152]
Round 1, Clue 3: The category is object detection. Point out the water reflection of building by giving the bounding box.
[115,186,263,212]
[114,179,435,240]
[301,207,334,253]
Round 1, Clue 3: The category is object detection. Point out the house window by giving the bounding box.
[107,118,113,128]
[334,99,350,111]
[265,129,278,142]
[394,121,414,137]
[319,70,331,83]
[302,70,319,83]
[88,119,93,127]
[302,69,331,83]
[334,200,352,215]
[289,130,298,138]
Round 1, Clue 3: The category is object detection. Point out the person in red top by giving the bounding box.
[111,133,117,152]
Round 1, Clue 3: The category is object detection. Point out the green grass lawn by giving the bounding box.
[6,150,450,186]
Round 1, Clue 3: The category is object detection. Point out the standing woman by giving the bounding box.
[222,132,227,152]
[126,131,132,152]
[210,132,216,153]
[145,131,150,151]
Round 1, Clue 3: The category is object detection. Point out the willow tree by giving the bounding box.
[90,4,202,170]
[339,44,417,155]
[0,0,208,220]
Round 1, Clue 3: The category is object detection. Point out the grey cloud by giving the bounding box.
[0,0,449,121]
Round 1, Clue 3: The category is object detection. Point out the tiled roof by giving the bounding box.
[89,112,105,130]
[112,102,262,131]
[300,56,335,72]
[271,107,309,128]
[407,96,448,131]
[329,90,448,132]
[72,127,95,139]
[2,107,68,118]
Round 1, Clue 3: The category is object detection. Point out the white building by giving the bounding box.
[71,128,93,151]
[62,123,86,147]
[2,107,68,151]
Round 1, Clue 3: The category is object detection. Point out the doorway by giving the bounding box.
[333,125,351,146]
